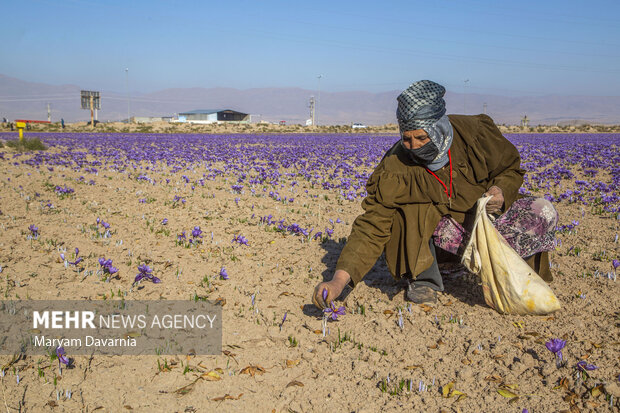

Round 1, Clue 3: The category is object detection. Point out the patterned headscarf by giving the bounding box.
[396,80,454,171]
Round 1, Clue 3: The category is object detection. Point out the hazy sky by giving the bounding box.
[2,0,619,96]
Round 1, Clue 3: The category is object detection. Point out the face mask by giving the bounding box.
[402,140,439,165]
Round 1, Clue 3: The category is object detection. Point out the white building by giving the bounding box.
[176,109,250,124]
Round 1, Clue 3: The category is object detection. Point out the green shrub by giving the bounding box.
[5,138,48,151]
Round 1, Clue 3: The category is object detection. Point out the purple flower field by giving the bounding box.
[0,132,618,411]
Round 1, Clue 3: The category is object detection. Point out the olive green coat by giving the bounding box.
[336,114,525,286]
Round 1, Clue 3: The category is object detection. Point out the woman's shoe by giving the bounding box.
[406,282,437,304]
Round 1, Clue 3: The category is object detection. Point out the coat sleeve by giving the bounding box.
[477,115,525,210]
[335,164,396,286]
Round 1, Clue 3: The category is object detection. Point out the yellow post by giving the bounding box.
[16,121,26,141]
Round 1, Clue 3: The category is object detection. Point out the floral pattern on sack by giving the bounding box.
[432,197,558,258]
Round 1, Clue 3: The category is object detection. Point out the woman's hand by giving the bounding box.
[312,270,351,309]
[484,185,504,214]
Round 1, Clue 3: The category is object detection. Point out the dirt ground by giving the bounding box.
[0,132,618,412]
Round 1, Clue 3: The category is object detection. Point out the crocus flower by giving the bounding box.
[56,346,69,365]
[67,248,82,266]
[219,267,229,280]
[232,234,249,245]
[545,338,566,367]
[99,258,118,275]
[161,218,168,225]
[191,226,203,238]
[613,259,620,270]
[576,360,598,372]
[323,301,345,321]
[322,288,328,302]
[134,264,161,285]
[28,224,39,238]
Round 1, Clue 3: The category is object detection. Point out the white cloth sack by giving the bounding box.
[461,196,561,315]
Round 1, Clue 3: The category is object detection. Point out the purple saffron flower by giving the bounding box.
[613,259,620,270]
[67,248,82,266]
[177,231,186,242]
[28,224,39,237]
[134,264,160,285]
[323,301,345,321]
[545,338,566,361]
[191,226,203,238]
[60,253,65,261]
[101,221,110,230]
[99,258,117,275]
[322,288,328,302]
[576,360,598,372]
[232,234,249,245]
[219,267,229,280]
[56,346,69,365]
[161,218,168,225]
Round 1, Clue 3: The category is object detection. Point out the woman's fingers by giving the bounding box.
[312,284,329,309]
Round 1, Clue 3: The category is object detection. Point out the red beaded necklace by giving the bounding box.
[425,149,453,208]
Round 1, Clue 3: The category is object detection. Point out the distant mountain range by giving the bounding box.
[1,74,619,125]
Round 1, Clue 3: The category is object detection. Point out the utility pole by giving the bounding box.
[316,75,322,126]
[125,68,130,123]
[90,95,94,128]
[47,102,51,122]
[309,96,315,126]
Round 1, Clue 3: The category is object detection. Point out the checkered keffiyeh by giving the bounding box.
[396,80,447,131]
[396,80,454,171]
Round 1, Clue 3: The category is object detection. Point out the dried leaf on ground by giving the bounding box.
[419,304,434,313]
[212,393,243,401]
[442,381,455,398]
[591,384,604,398]
[201,370,222,381]
[174,379,199,396]
[285,359,300,368]
[240,365,266,377]
[497,388,518,398]
[553,377,570,390]
[286,380,304,388]
[442,381,467,401]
